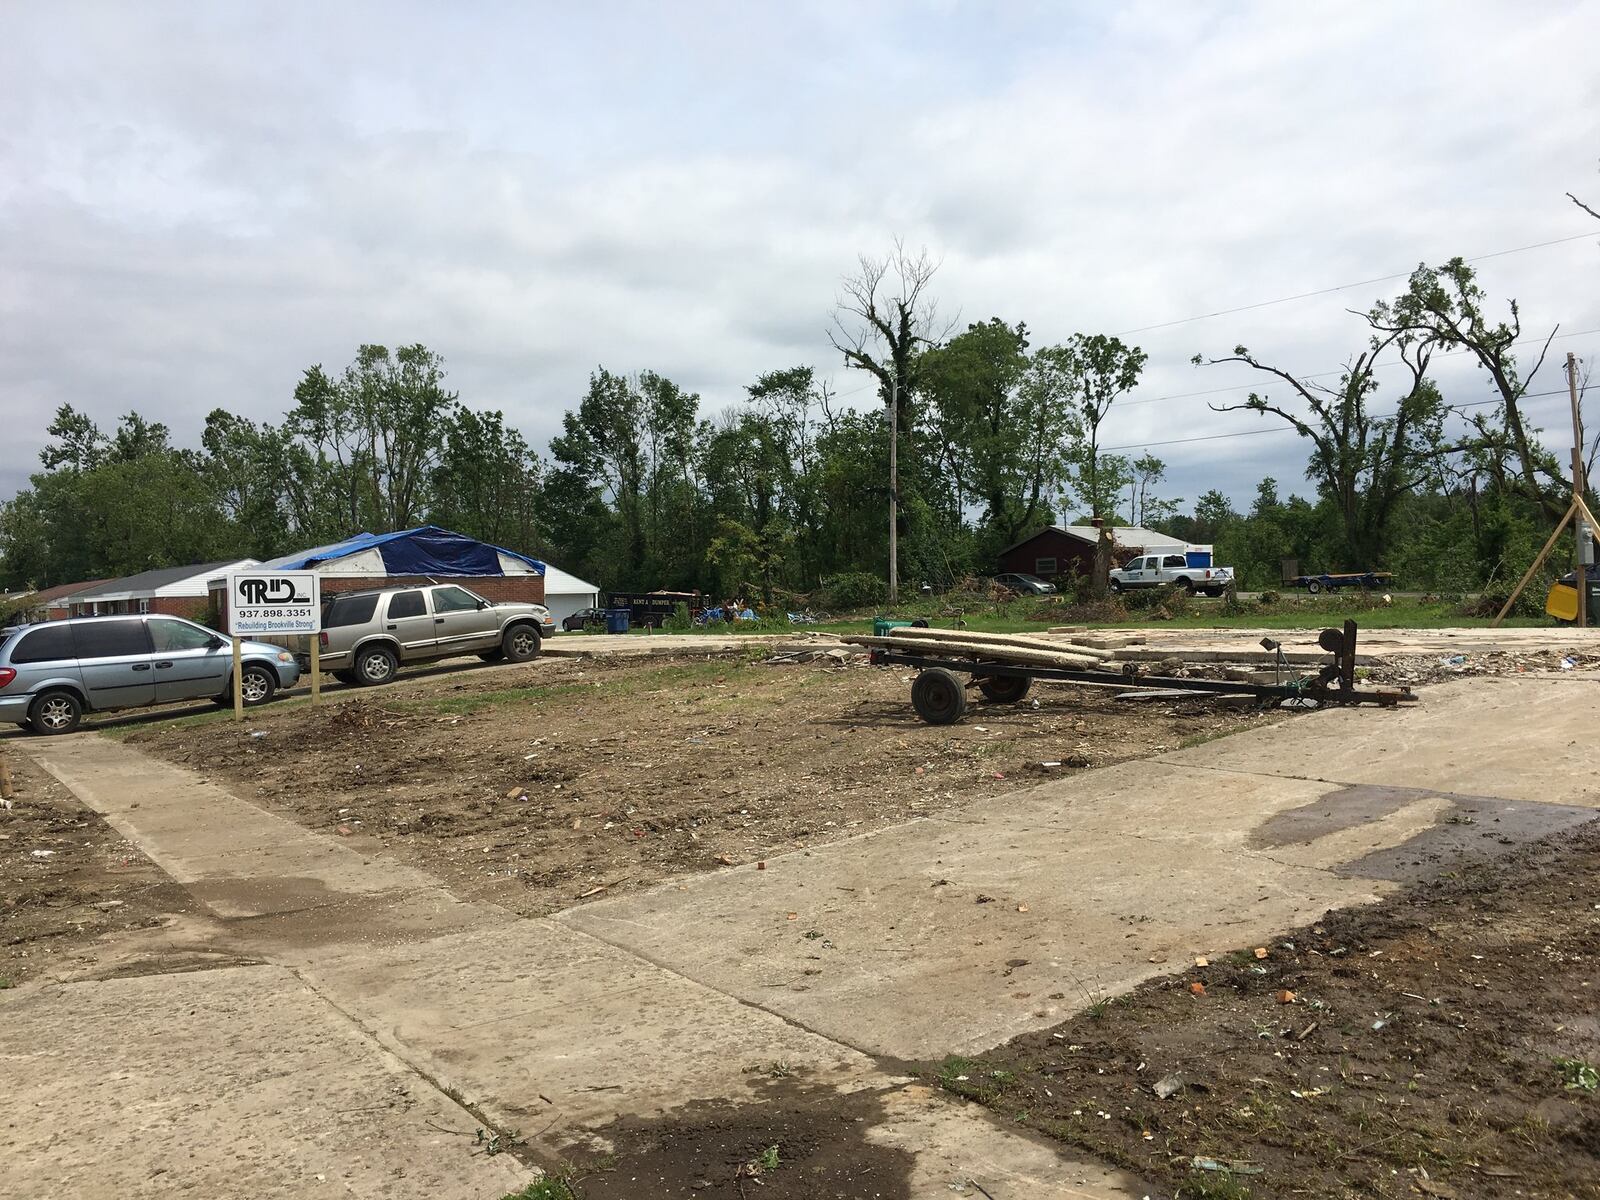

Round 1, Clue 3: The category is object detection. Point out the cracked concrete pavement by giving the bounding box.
[4,673,1594,1198]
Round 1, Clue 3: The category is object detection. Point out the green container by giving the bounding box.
[873,618,914,637]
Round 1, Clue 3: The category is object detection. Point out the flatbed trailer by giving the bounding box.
[852,620,1413,725]
[1283,570,1392,594]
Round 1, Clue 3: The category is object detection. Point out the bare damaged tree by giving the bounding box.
[1196,329,1443,567]
[1369,258,1567,523]
[828,240,951,436]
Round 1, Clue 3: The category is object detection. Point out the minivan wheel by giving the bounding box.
[354,645,398,686]
[30,690,83,736]
[502,625,541,663]
[239,664,277,706]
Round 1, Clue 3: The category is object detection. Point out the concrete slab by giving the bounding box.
[21,736,503,940]
[303,918,881,1132]
[1159,674,1599,804]
[871,1086,1147,1199]
[558,768,1410,1060]
[0,964,529,1200]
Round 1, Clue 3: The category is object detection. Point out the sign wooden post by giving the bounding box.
[225,570,322,720]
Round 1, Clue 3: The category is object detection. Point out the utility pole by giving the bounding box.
[888,373,899,606]
[1569,352,1590,628]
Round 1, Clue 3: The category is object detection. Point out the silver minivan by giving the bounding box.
[0,615,301,735]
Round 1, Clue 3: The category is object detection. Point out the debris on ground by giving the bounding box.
[932,820,1600,1199]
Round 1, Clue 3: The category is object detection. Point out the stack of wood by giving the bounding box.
[839,626,1117,671]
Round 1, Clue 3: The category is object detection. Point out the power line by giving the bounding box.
[1100,387,1575,454]
[1113,231,1598,337]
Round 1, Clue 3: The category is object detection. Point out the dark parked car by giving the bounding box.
[991,572,1058,595]
[562,606,606,632]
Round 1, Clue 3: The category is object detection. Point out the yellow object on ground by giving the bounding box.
[1546,582,1578,621]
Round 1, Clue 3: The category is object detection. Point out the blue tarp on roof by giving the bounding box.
[261,526,545,577]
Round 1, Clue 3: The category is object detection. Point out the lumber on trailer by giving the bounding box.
[882,625,1115,660]
[842,635,1110,669]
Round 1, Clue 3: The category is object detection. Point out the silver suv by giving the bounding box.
[0,615,301,735]
[315,583,554,686]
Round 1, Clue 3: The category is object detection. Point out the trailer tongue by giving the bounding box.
[842,620,1413,725]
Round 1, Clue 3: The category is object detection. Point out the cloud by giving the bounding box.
[2,0,1597,515]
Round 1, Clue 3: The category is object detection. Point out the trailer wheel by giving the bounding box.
[1306,579,1322,594]
[977,674,1031,704]
[911,668,968,725]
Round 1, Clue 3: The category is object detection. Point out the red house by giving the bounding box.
[997,525,1190,581]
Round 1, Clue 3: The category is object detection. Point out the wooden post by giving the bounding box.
[1569,352,1589,628]
[231,635,244,721]
[309,635,321,704]
[887,374,899,607]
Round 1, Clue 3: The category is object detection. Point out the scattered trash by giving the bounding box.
[335,823,354,836]
[1152,1074,1184,1099]
[1190,1157,1262,1176]
[1194,956,1209,968]
[1561,656,1577,670]
[1189,982,1207,996]
[29,849,54,859]
[1016,904,1030,913]
[715,854,735,865]
[1290,1086,1329,1100]
[504,785,527,800]
[757,861,767,870]
[786,912,798,921]
[1372,1019,1388,1031]
[1253,947,1269,959]
[249,730,269,739]
[1274,989,1297,1004]
[1440,654,1467,667]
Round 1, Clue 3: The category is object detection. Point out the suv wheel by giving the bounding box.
[239,664,277,706]
[30,690,83,736]
[502,624,541,663]
[1109,580,1123,594]
[354,645,398,686]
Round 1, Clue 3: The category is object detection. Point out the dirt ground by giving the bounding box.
[0,750,207,985]
[937,822,1600,1200]
[120,653,1277,916]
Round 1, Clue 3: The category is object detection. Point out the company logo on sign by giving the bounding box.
[236,577,313,606]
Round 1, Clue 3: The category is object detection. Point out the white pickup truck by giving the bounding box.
[1109,552,1234,597]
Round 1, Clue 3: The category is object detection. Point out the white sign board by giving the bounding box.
[227,570,321,636]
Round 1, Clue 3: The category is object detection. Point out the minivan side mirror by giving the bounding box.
[477,599,490,610]
[208,636,226,650]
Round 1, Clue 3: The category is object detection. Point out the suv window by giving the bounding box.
[150,619,217,652]
[74,619,152,659]
[10,624,78,664]
[1163,554,1187,568]
[431,586,482,613]
[387,590,426,620]
[324,593,380,628]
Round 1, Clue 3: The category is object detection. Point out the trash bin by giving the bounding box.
[605,608,632,634]
[873,618,914,637]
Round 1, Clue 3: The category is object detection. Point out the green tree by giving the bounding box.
[922,319,1072,552]
[1058,334,1148,521]
[1196,324,1445,567]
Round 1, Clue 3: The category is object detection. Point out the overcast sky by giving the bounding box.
[4,0,1598,515]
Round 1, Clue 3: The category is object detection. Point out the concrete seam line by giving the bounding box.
[551,918,895,1064]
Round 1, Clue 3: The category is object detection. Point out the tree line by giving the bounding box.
[1,239,1594,608]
